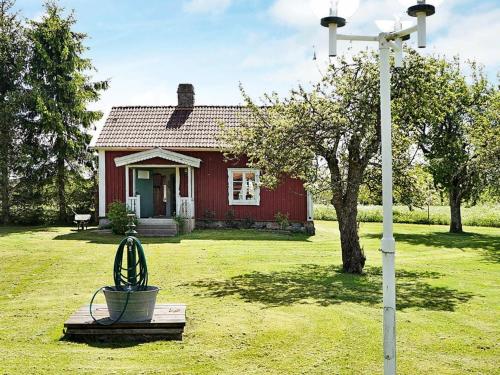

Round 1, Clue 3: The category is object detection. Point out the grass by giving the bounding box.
[0,222,498,374]
[314,204,500,227]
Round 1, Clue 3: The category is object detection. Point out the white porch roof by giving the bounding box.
[114,148,202,168]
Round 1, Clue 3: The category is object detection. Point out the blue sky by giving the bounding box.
[13,0,500,139]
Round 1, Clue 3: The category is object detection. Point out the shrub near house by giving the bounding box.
[107,202,136,234]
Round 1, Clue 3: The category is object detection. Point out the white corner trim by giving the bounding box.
[307,191,314,221]
[98,150,106,217]
[227,168,261,206]
[114,148,202,168]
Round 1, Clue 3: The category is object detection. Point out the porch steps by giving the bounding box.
[137,220,178,237]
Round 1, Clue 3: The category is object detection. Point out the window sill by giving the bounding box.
[229,200,260,206]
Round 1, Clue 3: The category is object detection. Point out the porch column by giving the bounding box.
[175,167,180,215]
[188,166,195,219]
[132,168,136,197]
[125,165,130,200]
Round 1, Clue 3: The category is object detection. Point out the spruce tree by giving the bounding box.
[27,1,108,223]
[0,0,27,224]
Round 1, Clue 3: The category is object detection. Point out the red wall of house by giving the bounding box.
[105,151,129,210]
[104,150,308,222]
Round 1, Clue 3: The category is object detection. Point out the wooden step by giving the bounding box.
[137,224,177,236]
[137,225,177,230]
[138,229,177,237]
[64,304,187,341]
[139,218,176,225]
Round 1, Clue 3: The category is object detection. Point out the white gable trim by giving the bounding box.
[114,148,201,168]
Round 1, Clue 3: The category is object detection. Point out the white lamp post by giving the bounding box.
[315,1,438,374]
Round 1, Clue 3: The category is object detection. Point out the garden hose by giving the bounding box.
[113,236,148,291]
[89,287,131,326]
[89,235,149,325]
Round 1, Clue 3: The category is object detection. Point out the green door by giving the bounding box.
[135,169,153,218]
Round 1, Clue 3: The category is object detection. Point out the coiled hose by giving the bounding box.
[89,235,149,325]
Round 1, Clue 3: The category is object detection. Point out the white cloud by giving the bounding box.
[428,6,500,69]
[269,0,316,28]
[268,0,499,76]
[183,0,232,14]
[91,0,499,146]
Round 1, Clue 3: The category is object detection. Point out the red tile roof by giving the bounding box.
[94,106,253,149]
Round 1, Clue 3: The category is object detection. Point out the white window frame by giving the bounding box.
[137,170,150,180]
[228,168,260,206]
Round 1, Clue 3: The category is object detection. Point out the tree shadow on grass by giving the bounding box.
[53,230,182,245]
[59,335,143,348]
[0,226,61,237]
[53,228,311,245]
[189,265,474,311]
[364,231,500,263]
[59,334,180,347]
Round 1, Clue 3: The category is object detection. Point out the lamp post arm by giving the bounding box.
[386,40,400,51]
[387,25,418,40]
[337,34,379,42]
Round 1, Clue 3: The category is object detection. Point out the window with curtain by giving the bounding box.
[228,168,260,205]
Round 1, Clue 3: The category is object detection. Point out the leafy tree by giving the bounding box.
[222,49,487,273]
[361,130,434,210]
[27,1,108,223]
[405,56,499,233]
[0,0,28,224]
[66,156,98,216]
[468,83,500,200]
[222,52,386,274]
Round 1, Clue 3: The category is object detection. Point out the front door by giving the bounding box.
[153,173,166,217]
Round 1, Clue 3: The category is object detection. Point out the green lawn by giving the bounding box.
[0,222,498,374]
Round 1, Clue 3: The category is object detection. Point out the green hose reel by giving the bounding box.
[113,222,148,291]
[90,214,159,325]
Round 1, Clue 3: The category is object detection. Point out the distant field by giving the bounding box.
[314,204,500,228]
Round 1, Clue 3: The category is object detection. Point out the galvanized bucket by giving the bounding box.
[103,286,159,322]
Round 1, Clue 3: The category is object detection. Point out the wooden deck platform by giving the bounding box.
[64,304,186,341]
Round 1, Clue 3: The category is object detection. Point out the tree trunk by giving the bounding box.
[57,154,67,223]
[0,115,11,225]
[449,188,463,233]
[328,154,367,274]
[0,159,9,225]
[334,192,366,274]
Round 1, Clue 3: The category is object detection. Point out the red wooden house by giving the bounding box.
[94,84,314,235]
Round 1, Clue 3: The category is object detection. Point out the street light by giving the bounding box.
[311,0,360,56]
[317,1,438,374]
[375,18,413,67]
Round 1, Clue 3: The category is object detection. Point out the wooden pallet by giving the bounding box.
[64,304,186,341]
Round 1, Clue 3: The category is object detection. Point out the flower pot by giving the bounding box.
[103,286,159,322]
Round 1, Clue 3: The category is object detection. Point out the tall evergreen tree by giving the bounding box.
[0,0,27,224]
[27,1,108,223]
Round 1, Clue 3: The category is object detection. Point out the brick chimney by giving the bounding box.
[177,83,195,108]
